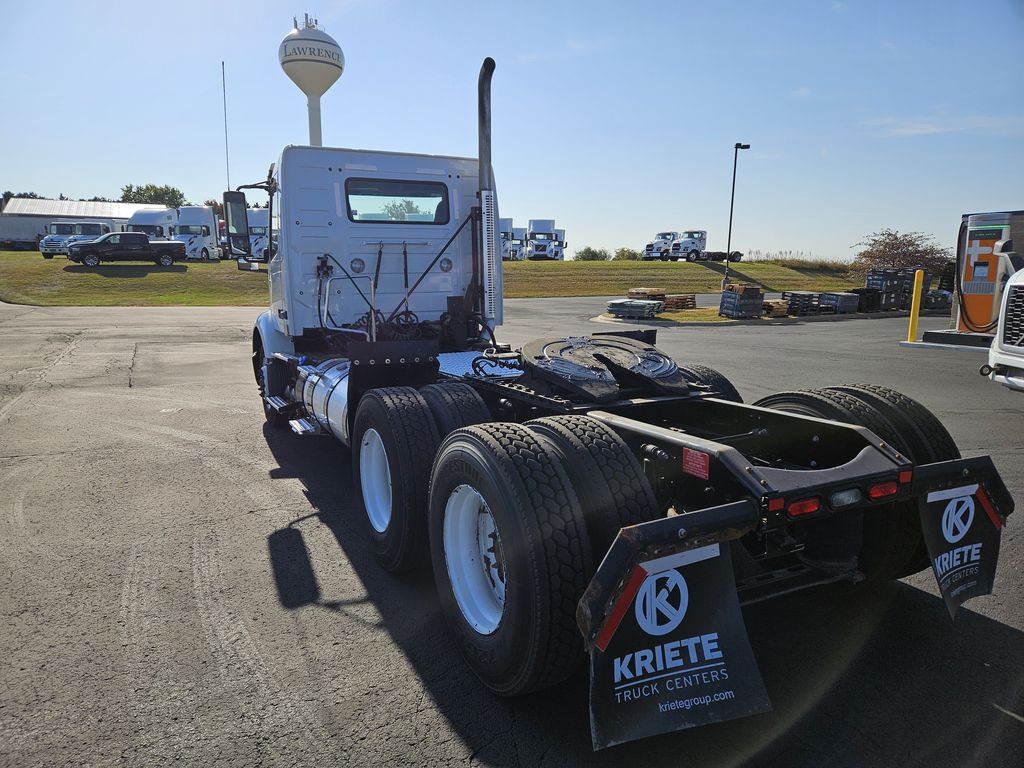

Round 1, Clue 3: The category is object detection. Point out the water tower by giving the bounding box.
[279,14,344,146]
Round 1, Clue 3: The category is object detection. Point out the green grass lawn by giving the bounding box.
[0,250,858,306]
[503,259,857,298]
[0,250,269,306]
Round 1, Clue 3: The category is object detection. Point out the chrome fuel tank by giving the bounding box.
[299,358,352,445]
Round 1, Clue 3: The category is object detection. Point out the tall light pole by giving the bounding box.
[722,142,750,289]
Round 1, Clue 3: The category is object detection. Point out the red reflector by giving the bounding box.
[787,497,821,517]
[767,497,785,512]
[869,481,899,499]
[898,470,913,484]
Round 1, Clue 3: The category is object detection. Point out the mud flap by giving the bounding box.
[584,523,771,749]
[914,456,1013,619]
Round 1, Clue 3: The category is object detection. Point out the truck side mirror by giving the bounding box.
[201,225,210,237]
[223,191,254,264]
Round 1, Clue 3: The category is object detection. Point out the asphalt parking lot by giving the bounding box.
[1,299,1022,767]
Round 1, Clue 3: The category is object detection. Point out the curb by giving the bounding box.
[592,309,952,328]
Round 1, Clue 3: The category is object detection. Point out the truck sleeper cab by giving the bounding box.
[175,206,223,261]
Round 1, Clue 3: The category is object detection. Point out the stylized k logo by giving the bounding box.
[635,570,688,636]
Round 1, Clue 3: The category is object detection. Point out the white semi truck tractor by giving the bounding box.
[225,39,1013,750]
[174,205,223,260]
[522,218,565,260]
[125,208,178,240]
[247,207,271,260]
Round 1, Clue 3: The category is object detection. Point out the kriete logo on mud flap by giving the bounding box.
[588,543,773,750]
[613,559,728,704]
[933,494,982,581]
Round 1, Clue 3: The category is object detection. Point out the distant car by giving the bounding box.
[67,232,187,267]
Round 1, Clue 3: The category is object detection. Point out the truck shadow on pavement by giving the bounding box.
[63,264,188,277]
[262,425,1024,767]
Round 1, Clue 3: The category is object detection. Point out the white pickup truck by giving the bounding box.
[985,266,1024,391]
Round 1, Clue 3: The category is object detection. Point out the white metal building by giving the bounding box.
[0,198,168,249]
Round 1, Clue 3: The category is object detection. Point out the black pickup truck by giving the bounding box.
[67,232,187,267]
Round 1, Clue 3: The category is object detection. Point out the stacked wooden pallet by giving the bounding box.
[783,291,820,316]
[663,294,697,310]
[627,287,667,302]
[723,283,761,295]
[762,299,789,318]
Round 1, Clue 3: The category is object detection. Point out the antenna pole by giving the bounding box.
[221,61,231,189]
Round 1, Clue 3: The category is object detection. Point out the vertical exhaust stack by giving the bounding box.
[478,58,496,192]
[477,58,498,322]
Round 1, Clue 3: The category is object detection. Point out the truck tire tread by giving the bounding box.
[678,364,743,403]
[429,422,592,695]
[353,387,440,571]
[419,382,491,437]
[527,415,659,561]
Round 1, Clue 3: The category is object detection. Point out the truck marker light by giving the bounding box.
[767,498,785,513]
[786,497,821,517]
[898,470,913,484]
[977,486,1002,530]
[829,488,862,508]
[350,257,365,273]
[868,481,898,500]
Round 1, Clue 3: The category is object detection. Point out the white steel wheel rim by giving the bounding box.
[359,428,392,533]
[444,484,506,635]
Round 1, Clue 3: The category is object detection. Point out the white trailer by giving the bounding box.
[523,218,565,260]
[0,214,48,251]
[175,206,223,260]
[125,208,178,240]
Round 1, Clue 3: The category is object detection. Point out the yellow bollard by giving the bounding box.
[906,269,925,342]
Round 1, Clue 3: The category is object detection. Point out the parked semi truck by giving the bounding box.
[247,208,271,260]
[643,230,742,262]
[498,218,526,261]
[642,231,682,260]
[39,220,113,258]
[175,206,223,260]
[125,208,177,239]
[522,218,566,260]
[225,54,1013,750]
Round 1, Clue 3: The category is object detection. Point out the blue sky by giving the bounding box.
[2,0,1021,259]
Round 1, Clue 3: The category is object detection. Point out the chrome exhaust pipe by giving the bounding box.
[478,57,496,192]
[476,57,499,322]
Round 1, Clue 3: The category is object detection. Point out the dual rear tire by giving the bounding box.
[428,416,658,695]
[349,382,661,696]
[754,384,959,580]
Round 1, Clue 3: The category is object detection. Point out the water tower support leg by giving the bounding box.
[308,96,323,147]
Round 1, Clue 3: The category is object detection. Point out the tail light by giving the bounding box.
[898,470,913,484]
[869,481,899,499]
[787,497,821,517]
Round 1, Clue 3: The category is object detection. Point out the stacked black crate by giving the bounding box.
[850,288,881,312]
[818,292,860,314]
[719,289,764,318]
[782,291,820,316]
[866,270,901,310]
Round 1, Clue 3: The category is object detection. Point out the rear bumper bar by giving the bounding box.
[578,455,1014,651]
